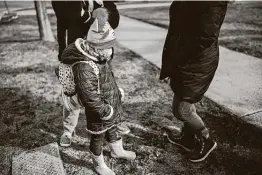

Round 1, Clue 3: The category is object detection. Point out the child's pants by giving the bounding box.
[90,126,120,156]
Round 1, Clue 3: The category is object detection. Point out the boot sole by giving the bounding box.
[94,169,115,175]
[189,142,217,163]
[167,135,193,152]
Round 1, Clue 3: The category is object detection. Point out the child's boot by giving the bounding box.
[109,138,136,160]
[90,152,115,175]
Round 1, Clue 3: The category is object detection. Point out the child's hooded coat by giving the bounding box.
[61,39,122,134]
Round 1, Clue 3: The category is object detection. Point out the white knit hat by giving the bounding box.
[86,8,116,49]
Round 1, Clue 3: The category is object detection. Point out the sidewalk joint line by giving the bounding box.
[241,110,262,117]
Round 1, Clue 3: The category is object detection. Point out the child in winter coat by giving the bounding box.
[59,8,136,175]
[55,0,130,147]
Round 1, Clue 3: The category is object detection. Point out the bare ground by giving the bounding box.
[0,14,262,175]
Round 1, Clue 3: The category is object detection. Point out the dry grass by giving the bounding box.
[0,14,262,175]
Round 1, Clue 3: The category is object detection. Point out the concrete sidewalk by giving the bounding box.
[10,2,170,16]
[116,16,262,130]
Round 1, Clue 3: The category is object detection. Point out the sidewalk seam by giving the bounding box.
[242,110,262,117]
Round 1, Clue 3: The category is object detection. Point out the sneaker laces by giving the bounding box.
[200,138,204,154]
[194,135,204,154]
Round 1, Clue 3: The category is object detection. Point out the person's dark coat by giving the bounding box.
[160,1,228,103]
[61,40,122,134]
[51,1,119,60]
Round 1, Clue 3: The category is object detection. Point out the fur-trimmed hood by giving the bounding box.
[61,38,99,64]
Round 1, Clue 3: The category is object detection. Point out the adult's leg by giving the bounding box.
[67,23,86,45]
[172,95,207,135]
[56,19,67,61]
[170,94,217,162]
[166,94,201,151]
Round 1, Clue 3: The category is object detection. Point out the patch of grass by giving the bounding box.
[220,37,262,57]
[119,2,262,58]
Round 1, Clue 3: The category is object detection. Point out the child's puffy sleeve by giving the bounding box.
[72,63,113,120]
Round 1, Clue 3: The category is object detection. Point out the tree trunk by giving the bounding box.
[4,1,10,13]
[34,1,55,42]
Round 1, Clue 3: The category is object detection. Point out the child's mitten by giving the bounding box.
[100,105,114,121]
